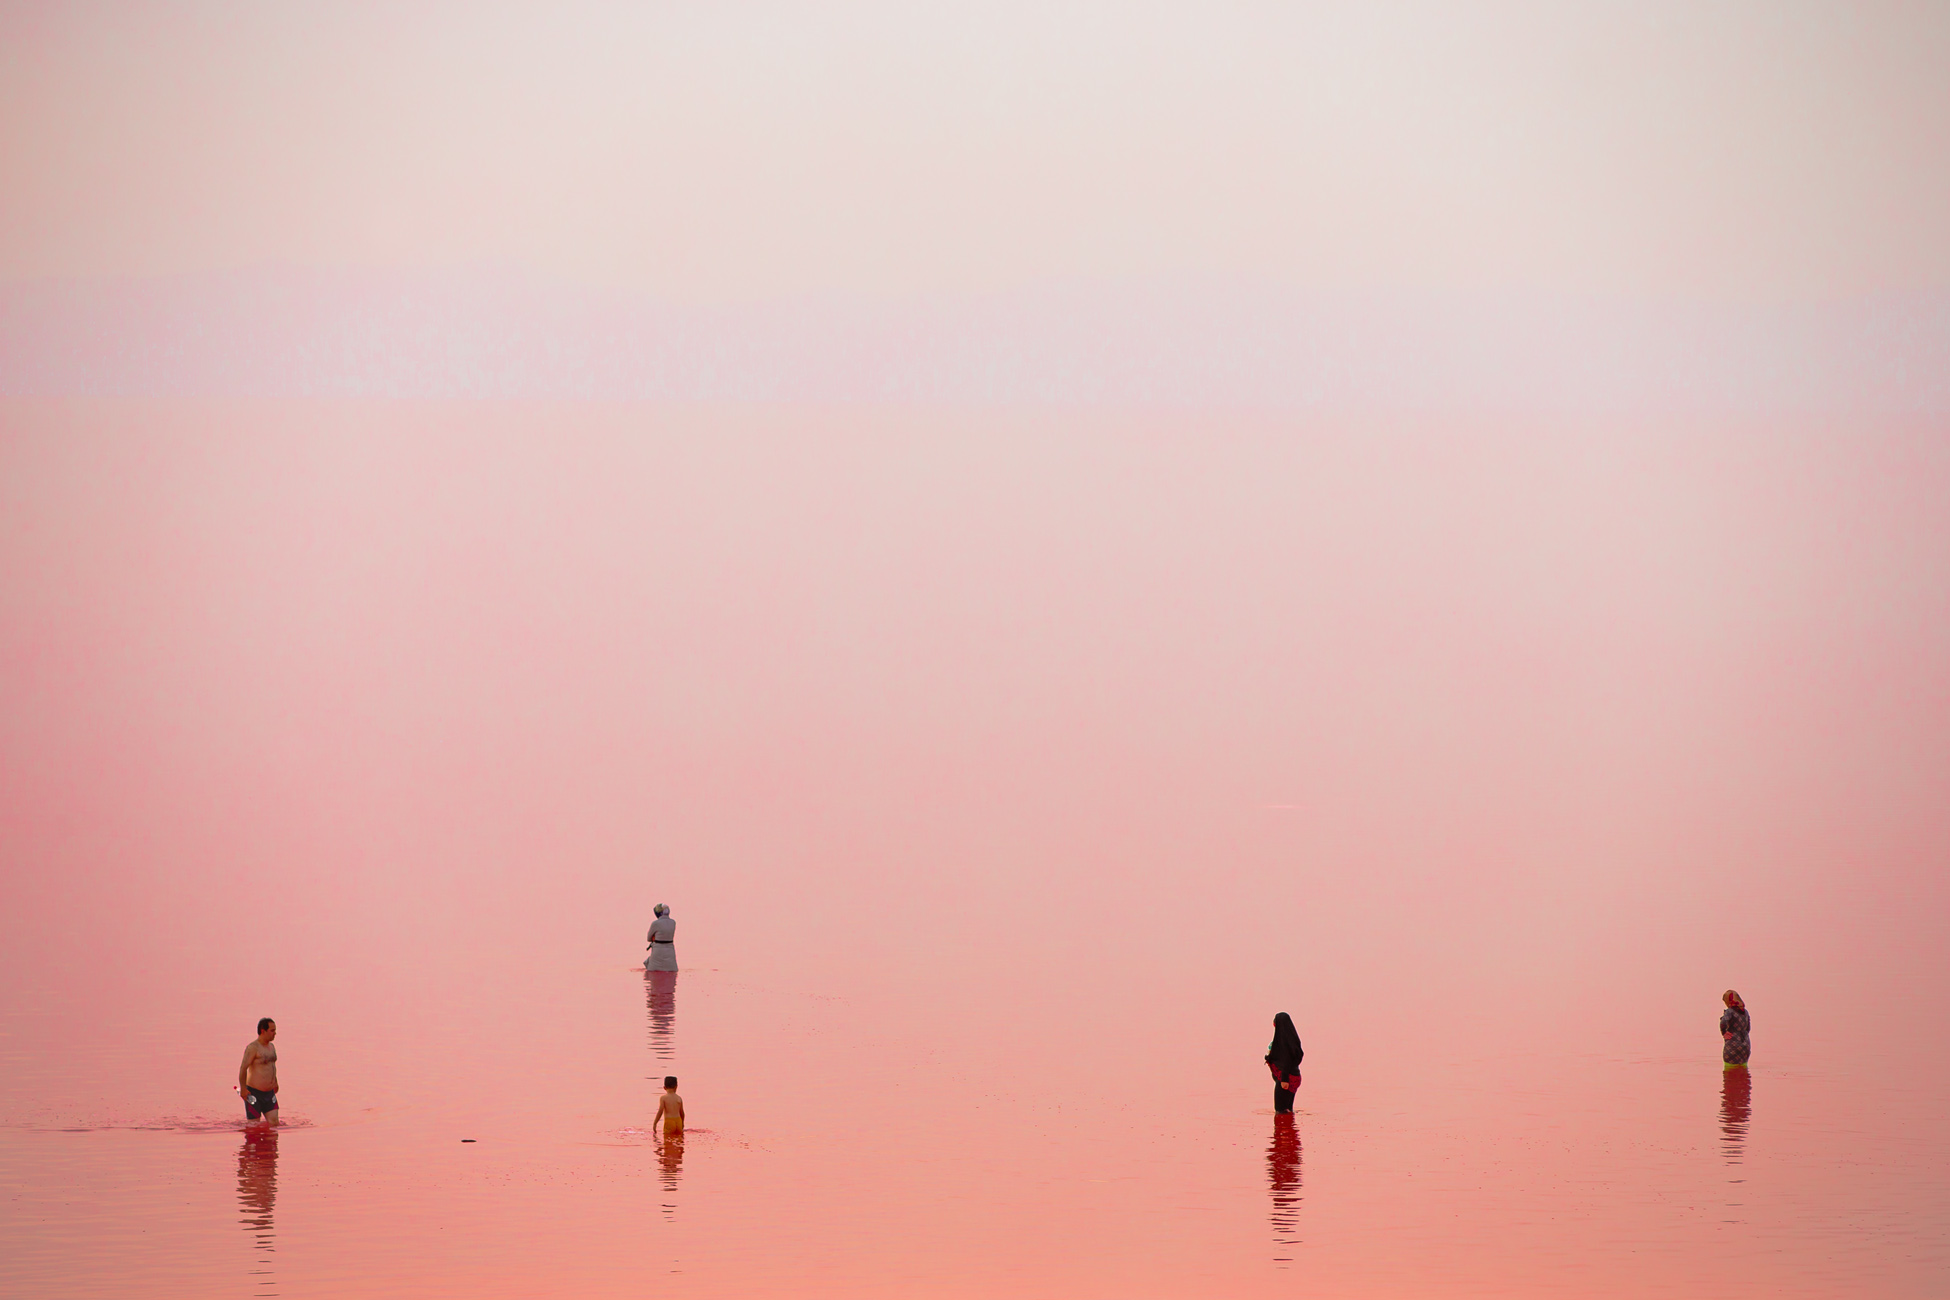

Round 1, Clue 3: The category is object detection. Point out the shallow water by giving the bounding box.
[3,401,1947,1295]
[4,936,1946,1298]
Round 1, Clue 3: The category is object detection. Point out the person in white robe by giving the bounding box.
[644,904,678,972]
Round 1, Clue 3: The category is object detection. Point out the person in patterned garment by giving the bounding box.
[1720,989,1751,1069]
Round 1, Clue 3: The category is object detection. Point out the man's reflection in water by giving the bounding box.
[645,970,677,1063]
[236,1128,278,1295]
[656,1132,685,1221]
[1266,1112,1302,1262]
[1720,1067,1752,1165]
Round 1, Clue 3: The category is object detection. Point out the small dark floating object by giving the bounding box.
[461,1139,476,1143]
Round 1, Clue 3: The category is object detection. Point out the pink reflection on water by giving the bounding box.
[1266,1112,1302,1263]
[235,1128,278,1297]
[1721,1068,1753,1167]
[657,1130,686,1220]
[645,971,678,1065]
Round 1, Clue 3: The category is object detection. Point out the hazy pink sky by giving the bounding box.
[3,1,1948,301]
[5,403,1946,1037]
[3,0,1947,1018]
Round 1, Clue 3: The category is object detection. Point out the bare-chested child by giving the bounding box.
[653,1076,684,1136]
[239,1018,279,1125]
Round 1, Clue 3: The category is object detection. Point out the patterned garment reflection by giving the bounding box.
[645,970,677,1063]
[236,1128,278,1296]
[657,1132,685,1221]
[1720,1067,1752,1165]
[1266,1113,1302,1262]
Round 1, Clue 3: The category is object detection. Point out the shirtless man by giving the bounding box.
[238,1018,280,1125]
[652,1076,684,1136]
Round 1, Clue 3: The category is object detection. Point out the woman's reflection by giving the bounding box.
[1266,1112,1302,1262]
[1720,1065,1752,1165]
[656,1131,685,1220]
[236,1127,278,1294]
[645,970,677,1063]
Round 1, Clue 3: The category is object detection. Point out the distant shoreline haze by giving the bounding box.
[3,275,1946,414]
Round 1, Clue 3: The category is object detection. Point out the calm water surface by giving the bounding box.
[3,930,1944,1298]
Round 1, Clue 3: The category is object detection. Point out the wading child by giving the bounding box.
[653,1076,684,1136]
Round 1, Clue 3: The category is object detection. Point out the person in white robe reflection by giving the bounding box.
[645,966,677,1061]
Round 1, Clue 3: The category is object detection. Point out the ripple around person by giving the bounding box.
[28,1114,318,1133]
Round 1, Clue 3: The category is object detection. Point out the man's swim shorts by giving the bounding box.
[245,1088,278,1119]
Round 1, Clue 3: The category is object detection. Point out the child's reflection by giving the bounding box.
[657,1131,685,1220]
[1266,1112,1302,1261]
[1720,1066,1752,1165]
[236,1127,278,1293]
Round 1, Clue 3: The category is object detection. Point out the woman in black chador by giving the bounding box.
[1264,1012,1304,1113]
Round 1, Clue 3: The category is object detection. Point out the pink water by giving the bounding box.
[3,400,1947,1297]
